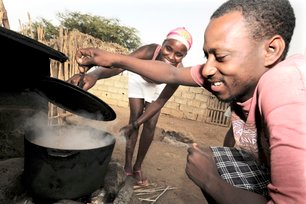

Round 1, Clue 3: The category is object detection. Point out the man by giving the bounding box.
[74,0,306,203]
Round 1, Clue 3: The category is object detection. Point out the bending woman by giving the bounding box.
[68,27,192,186]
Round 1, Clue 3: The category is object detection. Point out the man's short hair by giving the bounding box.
[211,0,295,59]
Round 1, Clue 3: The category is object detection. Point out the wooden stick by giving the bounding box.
[135,186,177,195]
[151,186,170,203]
[137,186,175,203]
[138,198,155,202]
[135,187,165,193]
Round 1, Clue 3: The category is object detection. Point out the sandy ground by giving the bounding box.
[70,106,229,204]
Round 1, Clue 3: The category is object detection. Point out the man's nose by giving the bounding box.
[202,64,217,78]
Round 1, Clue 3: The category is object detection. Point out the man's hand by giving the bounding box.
[75,48,98,72]
[75,48,115,72]
[186,143,219,189]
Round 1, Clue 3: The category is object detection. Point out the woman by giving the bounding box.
[68,27,192,186]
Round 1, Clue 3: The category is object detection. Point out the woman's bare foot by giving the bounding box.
[133,170,149,187]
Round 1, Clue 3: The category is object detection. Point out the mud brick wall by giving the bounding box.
[89,71,211,122]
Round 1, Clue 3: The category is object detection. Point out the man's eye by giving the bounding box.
[216,56,226,62]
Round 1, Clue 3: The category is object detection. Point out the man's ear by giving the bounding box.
[264,35,285,67]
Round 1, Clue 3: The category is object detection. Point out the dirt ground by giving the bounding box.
[71,106,229,204]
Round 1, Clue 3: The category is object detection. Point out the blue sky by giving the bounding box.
[4,0,306,66]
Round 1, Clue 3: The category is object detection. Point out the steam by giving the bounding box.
[116,129,127,144]
[25,111,115,150]
[62,108,106,121]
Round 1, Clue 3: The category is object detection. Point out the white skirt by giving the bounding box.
[128,72,166,103]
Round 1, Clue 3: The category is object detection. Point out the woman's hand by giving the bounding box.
[67,73,99,91]
[120,123,135,139]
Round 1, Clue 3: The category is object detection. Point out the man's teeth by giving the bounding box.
[213,82,222,86]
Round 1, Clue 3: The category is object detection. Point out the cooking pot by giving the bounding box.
[24,125,116,201]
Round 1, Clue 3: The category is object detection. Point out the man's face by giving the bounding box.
[202,11,268,103]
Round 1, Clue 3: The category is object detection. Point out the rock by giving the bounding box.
[103,160,126,202]
[0,158,24,203]
[113,176,140,204]
[0,130,25,159]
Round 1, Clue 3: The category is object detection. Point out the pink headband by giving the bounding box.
[166,27,193,50]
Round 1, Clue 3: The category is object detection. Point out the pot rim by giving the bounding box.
[25,125,116,150]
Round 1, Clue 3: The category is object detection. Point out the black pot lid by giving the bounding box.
[33,76,116,121]
[0,27,68,63]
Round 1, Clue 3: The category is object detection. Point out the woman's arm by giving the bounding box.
[87,66,124,79]
[68,44,158,89]
[136,84,179,126]
[120,84,179,136]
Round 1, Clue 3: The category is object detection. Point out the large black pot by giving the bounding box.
[24,125,116,201]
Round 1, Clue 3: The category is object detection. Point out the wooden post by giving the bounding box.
[0,0,10,29]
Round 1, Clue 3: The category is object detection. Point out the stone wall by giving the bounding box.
[88,71,212,122]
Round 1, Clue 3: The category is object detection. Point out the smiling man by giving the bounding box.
[74,0,306,203]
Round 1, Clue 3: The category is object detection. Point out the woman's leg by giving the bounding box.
[133,101,161,172]
[125,97,144,174]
